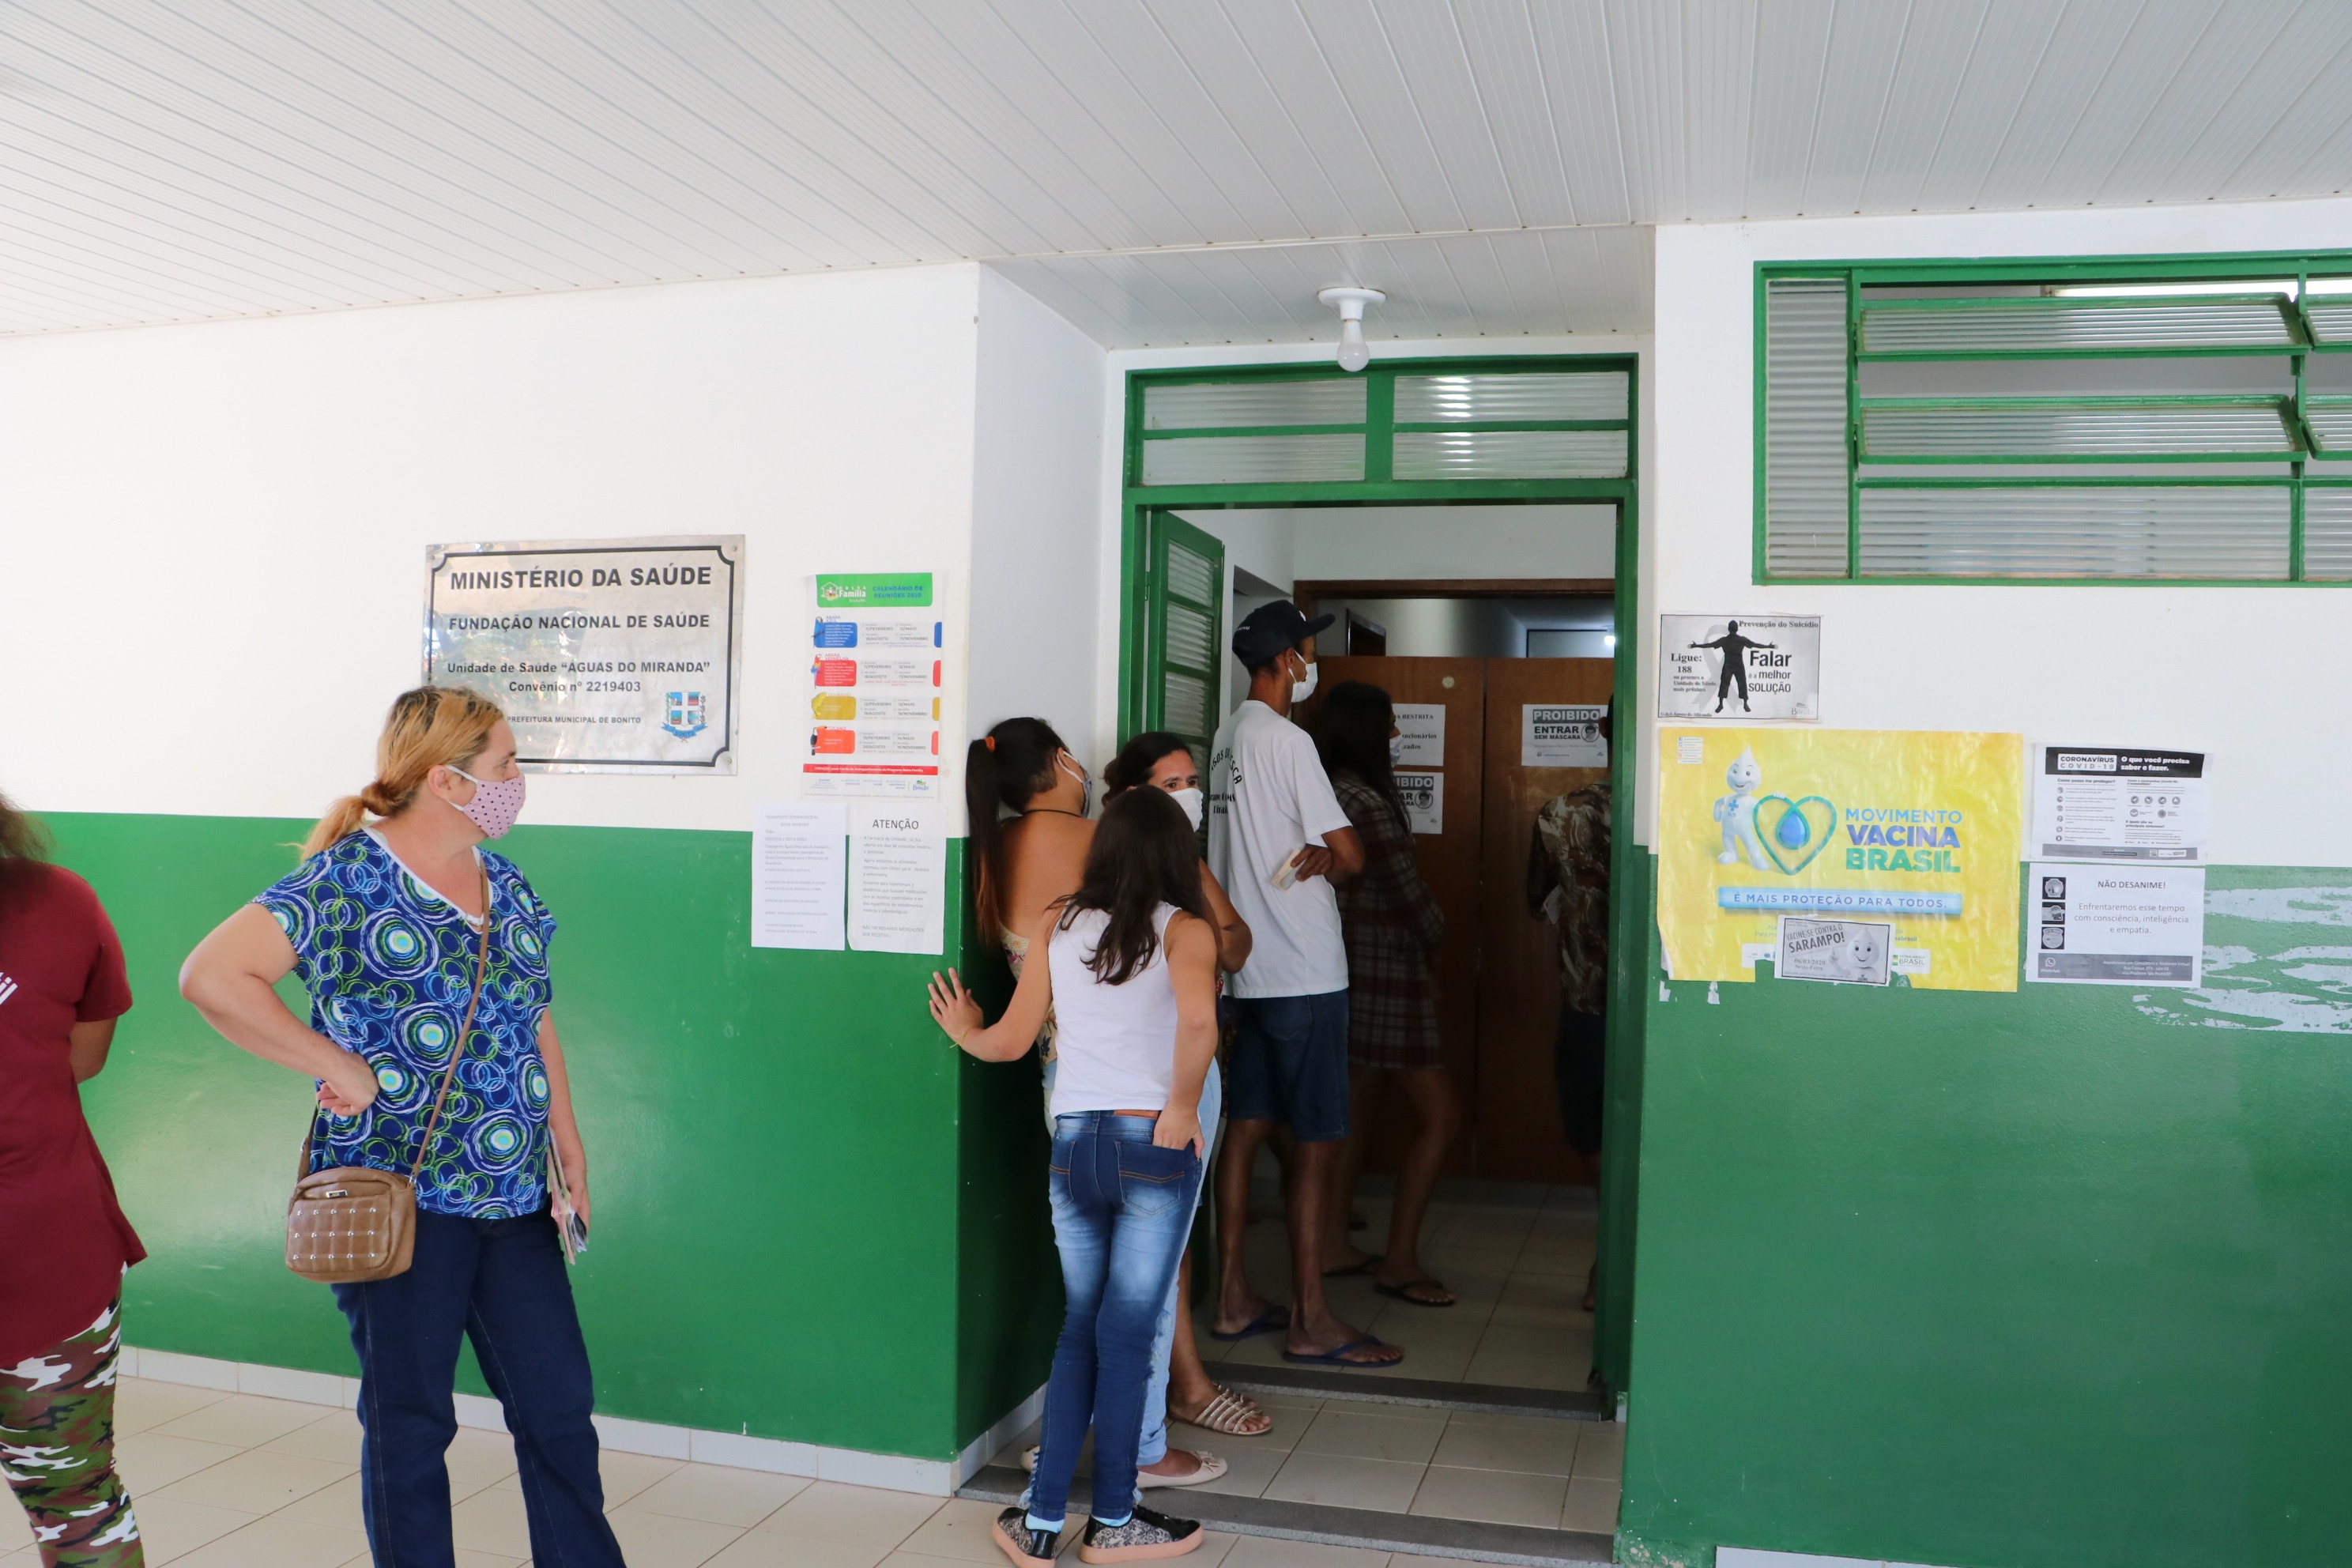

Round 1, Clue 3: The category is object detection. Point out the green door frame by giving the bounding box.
[1115,355,1647,1396]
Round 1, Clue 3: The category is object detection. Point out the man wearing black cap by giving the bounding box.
[1205,602,1401,1368]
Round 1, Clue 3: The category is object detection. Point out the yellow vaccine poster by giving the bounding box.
[1658,729,2026,993]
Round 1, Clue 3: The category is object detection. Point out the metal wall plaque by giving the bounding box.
[424,536,744,773]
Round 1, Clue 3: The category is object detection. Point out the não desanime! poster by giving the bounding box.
[1657,728,2026,992]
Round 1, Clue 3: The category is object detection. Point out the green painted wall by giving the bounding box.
[1619,863,2352,1568]
[52,811,1056,1461]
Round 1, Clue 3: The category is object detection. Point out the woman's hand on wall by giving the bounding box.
[927,968,986,1051]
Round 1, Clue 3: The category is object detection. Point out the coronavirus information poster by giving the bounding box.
[803,572,946,800]
[424,537,742,772]
[2032,744,2208,861]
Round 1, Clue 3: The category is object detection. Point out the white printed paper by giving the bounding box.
[1658,615,1820,722]
[1393,705,1446,767]
[752,802,846,950]
[2028,864,2204,986]
[1775,917,1892,986]
[848,803,947,955]
[1523,704,1608,768]
[1395,771,1443,835]
[2032,745,2207,862]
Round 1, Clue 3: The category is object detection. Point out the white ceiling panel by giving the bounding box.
[994,226,1652,349]
[0,0,2344,338]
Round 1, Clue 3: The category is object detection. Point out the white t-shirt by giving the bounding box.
[1207,700,1355,999]
[1047,905,1180,1117]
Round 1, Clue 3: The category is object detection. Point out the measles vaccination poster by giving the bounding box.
[803,573,946,800]
[1657,728,2025,992]
[424,536,743,772]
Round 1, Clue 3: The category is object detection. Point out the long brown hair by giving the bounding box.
[303,687,507,859]
[964,716,1071,937]
[1057,787,1210,986]
[0,786,51,904]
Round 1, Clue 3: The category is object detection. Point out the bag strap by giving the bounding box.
[296,861,495,1183]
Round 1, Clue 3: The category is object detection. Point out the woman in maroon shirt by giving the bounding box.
[0,790,145,1565]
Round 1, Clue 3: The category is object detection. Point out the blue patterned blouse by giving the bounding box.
[256,831,559,1219]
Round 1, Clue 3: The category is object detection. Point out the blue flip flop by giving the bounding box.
[1208,1305,1291,1343]
[1282,1336,1400,1368]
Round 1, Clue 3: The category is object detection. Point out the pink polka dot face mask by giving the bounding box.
[447,767,527,839]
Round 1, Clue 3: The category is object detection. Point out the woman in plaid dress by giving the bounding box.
[1311,684,1460,1309]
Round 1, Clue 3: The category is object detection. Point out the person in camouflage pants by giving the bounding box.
[1,1298,141,1567]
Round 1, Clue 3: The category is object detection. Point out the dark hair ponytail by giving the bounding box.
[1059,787,1211,986]
[1312,681,1401,817]
[966,716,1071,937]
[1103,731,1195,800]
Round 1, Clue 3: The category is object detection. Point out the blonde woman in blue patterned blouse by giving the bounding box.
[182,686,624,1568]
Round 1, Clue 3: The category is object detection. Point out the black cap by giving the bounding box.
[1232,600,1335,667]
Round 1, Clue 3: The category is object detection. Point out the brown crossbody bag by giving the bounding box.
[285,865,493,1285]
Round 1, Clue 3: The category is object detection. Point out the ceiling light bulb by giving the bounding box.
[1337,316,1370,373]
[1317,287,1386,374]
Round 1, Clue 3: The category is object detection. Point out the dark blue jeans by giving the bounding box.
[1027,1111,1203,1529]
[334,1208,624,1568]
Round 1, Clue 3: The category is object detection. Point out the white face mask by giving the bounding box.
[1388,734,1407,766]
[1167,786,1205,830]
[1289,657,1319,705]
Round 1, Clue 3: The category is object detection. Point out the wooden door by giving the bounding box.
[1476,658,1614,1182]
[1311,657,1483,1176]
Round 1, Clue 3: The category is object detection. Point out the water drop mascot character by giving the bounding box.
[1713,747,1769,870]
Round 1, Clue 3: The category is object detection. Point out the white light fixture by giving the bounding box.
[1317,286,1386,373]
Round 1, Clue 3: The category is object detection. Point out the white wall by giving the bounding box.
[1648,195,2352,865]
[969,268,1112,778]
[0,266,986,833]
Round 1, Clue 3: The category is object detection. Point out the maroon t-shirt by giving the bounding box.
[0,861,141,1363]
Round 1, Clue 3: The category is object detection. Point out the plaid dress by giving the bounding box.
[1332,771,1447,1071]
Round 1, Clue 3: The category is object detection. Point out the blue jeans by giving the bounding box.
[1139,1061,1220,1466]
[1227,991,1351,1143]
[1027,1112,1204,1528]
[334,1208,623,1568]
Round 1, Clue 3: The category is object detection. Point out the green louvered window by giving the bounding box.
[1758,260,2352,583]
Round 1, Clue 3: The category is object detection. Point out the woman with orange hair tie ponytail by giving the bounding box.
[180,686,624,1568]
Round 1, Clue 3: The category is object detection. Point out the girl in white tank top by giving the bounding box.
[1046,904,1180,1118]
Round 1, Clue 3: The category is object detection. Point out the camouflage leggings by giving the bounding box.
[1,1298,141,1567]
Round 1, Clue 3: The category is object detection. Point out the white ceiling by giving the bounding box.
[1,0,2348,342]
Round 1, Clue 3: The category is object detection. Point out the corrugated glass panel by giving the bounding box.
[2304,487,2352,579]
[1162,669,1208,737]
[1143,379,1366,430]
[1862,399,2295,458]
[1165,541,1218,605]
[1163,601,1214,670]
[1860,297,2295,356]
[1392,429,1626,480]
[1856,486,2290,579]
[2306,300,2352,347]
[1765,278,1852,576]
[2304,398,2352,456]
[1394,371,1628,423]
[1140,434,1364,485]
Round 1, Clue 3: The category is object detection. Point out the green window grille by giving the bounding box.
[1133,366,1630,489]
[1758,255,2352,583]
[1138,513,1226,756]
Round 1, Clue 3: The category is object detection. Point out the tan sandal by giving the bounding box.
[1140,1449,1228,1488]
[1173,1385,1272,1438]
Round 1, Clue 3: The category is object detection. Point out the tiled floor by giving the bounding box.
[0,1379,1204,1568]
[1197,1180,1598,1392]
[994,1394,1621,1537]
[990,1179,1618,1537]
[0,1379,1520,1568]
